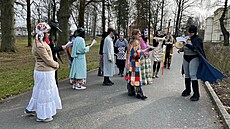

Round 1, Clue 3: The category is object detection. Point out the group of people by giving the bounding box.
[24,21,225,122]
[98,28,176,100]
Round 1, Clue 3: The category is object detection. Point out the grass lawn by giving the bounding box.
[0,36,101,100]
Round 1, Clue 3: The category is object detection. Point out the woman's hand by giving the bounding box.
[89,39,97,48]
[62,45,66,49]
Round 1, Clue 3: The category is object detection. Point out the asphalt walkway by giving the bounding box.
[0,50,223,129]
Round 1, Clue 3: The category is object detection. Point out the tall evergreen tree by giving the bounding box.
[114,0,129,34]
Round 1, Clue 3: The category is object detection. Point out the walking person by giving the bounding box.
[125,29,147,100]
[103,28,116,86]
[25,22,62,122]
[180,25,224,101]
[115,31,128,77]
[152,37,164,78]
[69,27,96,90]
[140,29,152,85]
[163,33,175,69]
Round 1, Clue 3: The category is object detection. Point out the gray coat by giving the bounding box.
[103,35,115,77]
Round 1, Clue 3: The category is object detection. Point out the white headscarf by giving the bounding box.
[35,22,51,42]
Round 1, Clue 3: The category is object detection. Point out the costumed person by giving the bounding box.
[163,33,175,69]
[24,22,62,122]
[125,29,147,100]
[140,29,153,85]
[47,20,65,86]
[98,32,107,76]
[103,28,115,86]
[69,27,96,90]
[152,37,164,78]
[178,25,224,101]
[114,31,128,77]
[64,35,74,84]
[65,31,79,84]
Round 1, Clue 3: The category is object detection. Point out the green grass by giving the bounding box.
[0,37,100,100]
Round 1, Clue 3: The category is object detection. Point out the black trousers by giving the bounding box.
[153,61,161,73]
[164,52,171,68]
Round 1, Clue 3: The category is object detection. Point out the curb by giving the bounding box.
[0,68,99,104]
[59,68,98,83]
[204,81,230,129]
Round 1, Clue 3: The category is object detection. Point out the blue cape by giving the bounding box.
[190,35,225,84]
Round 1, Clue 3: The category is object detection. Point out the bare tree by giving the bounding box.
[219,0,229,46]
[27,0,32,47]
[0,0,16,52]
[174,0,195,36]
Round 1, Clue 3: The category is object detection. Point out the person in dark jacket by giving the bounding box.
[98,32,108,76]
[48,20,65,86]
[180,25,224,101]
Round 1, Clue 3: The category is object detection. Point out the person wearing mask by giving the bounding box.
[24,22,62,122]
[180,25,224,101]
[103,28,115,86]
[114,31,128,77]
[163,33,175,69]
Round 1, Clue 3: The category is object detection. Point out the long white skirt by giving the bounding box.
[26,70,62,119]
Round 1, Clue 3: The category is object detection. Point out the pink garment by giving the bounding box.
[45,38,50,44]
[140,37,150,56]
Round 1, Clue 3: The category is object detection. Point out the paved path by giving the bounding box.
[0,50,224,129]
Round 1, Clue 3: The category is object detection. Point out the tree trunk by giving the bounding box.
[160,0,164,31]
[27,0,32,47]
[52,0,56,20]
[148,0,151,40]
[57,0,71,45]
[219,0,229,46]
[93,7,97,39]
[78,0,86,28]
[153,4,159,37]
[102,0,106,33]
[175,0,182,37]
[107,4,110,29]
[0,0,16,52]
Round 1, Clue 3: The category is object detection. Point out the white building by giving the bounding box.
[204,6,230,42]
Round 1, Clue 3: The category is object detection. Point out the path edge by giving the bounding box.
[203,81,230,129]
[0,68,99,104]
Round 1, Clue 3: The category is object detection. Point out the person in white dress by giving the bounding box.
[24,22,62,122]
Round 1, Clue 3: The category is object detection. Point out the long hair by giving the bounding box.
[132,29,140,40]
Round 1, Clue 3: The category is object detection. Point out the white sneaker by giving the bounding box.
[36,117,53,122]
[72,84,76,89]
[74,85,86,90]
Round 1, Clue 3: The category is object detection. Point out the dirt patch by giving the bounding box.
[211,73,230,114]
[204,43,230,114]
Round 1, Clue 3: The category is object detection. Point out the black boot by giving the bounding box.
[182,78,191,96]
[190,80,200,101]
[118,68,121,75]
[103,76,113,86]
[98,67,102,76]
[107,77,114,85]
[127,82,135,96]
[136,87,147,100]
[120,69,124,77]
